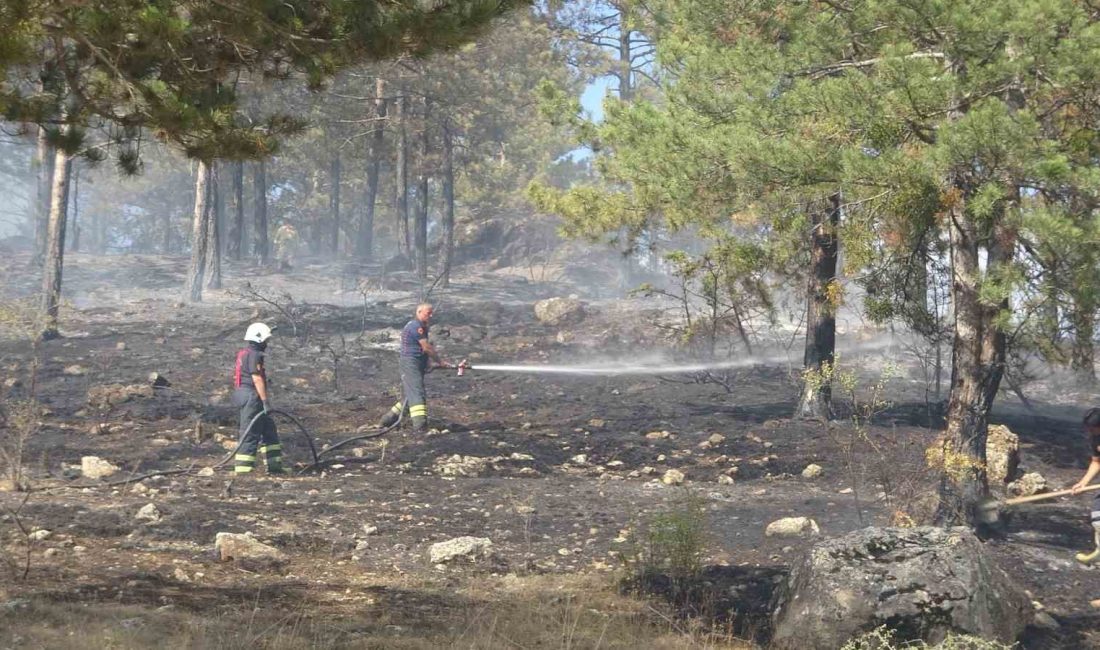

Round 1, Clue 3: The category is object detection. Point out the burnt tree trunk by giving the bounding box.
[39,144,73,340]
[618,20,633,101]
[186,160,213,302]
[330,152,341,254]
[227,161,245,260]
[395,95,410,257]
[795,194,841,419]
[205,163,223,290]
[357,78,386,261]
[252,160,269,265]
[414,98,431,282]
[934,181,1013,527]
[68,162,80,252]
[32,126,55,268]
[441,122,456,288]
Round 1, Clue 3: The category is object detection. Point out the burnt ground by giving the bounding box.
[1,252,1099,648]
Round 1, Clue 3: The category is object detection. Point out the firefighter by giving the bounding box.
[379,303,454,432]
[232,322,288,474]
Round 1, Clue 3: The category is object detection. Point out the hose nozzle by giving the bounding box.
[457,359,470,377]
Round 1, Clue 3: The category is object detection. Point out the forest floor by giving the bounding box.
[0,251,1098,649]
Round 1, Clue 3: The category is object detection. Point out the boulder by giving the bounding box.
[986,425,1021,484]
[429,536,493,564]
[533,297,586,326]
[81,456,120,480]
[87,383,154,410]
[1007,472,1048,497]
[434,455,497,477]
[661,469,685,486]
[135,503,162,523]
[214,532,286,562]
[771,527,1032,650]
[766,517,820,537]
[801,464,824,479]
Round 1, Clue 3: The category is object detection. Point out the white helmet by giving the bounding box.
[244,322,273,343]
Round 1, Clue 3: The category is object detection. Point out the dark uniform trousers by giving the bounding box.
[233,387,283,473]
[383,356,429,429]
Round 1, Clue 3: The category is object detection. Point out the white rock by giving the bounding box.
[1007,472,1048,497]
[135,503,162,523]
[361,524,379,536]
[801,464,824,479]
[214,532,286,562]
[645,430,671,440]
[708,433,726,445]
[428,536,493,564]
[196,467,216,477]
[63,365,87,376]
[29,529,51,542]
[765,517,821,537]
[570,454,588,466]
[81,456,120,480]
[717,475,735,485]
[661,469,685,486]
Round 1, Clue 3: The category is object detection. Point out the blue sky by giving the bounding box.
[580,76,615,122]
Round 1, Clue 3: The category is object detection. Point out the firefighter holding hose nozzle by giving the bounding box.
[232,323,289,475]
[379,303,458,433]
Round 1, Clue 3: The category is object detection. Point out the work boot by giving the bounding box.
[379,411,399,428]
[266,465,292,476]
[411,417,428,433]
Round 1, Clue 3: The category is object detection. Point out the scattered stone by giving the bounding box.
[661,469,685,486]
[86,383,154,410]
[115,342,127,351]
[135,503,162,523]
[81,456,120,480]
[801,464,824,479]
[707,433,726,445]
[765,517,820,537]
[533,297,586,325]
[1090,599,1100,610]
[717,475,735,485]
[149,372,171,388]
[43,548,58,559]
[771,527,1031,650]
[570,454,588,466]
[214,532,286,563]
[196,467,216,477]
[645,430,671,440]
[509,453,534,461]
[428,536,493,564]
[173,567,191,583]
[63,365,87,376]
[1007,472,1048,497]
[1033,611,1059,630]
[29,529,51,542]
[362,524,379,536]
[587,418,606,429]
[838,487,854,495]
[434,455,497,477]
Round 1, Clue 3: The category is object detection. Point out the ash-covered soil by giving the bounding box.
[1,252,1099,648]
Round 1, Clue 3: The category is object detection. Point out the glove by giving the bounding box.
[261,400,270,415]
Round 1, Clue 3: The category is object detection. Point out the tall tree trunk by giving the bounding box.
[1071,295,1097,380]
[618,19,633,101]
[69,162,80,253]
[441,122,456,288]
[358,77,386,261]
[39,145,73,340]
[933,181,1013,527]
[252,160,269,264]
[329,152,341,254]
[162,210,172,254]
[395,95,410,257]
[31,126,55,268]
[205,163,223,290]
[186,160,213,302]
[795,194,841,419]
[227,161,245,260]
[414,98,431,282]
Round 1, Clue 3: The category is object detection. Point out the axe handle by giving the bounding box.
[1002,482,1100,507]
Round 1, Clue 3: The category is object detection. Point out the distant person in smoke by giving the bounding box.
[232,323,288,475]
[378,303,455,433]
[1071,408,1100,562]
[273,223,300,271]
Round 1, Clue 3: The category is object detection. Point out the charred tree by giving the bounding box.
[39,144,73,340]
[933,181,1014,528]
[395,94,410,257]
[357,77,386,261]
[414,98,431,282]
[68,162,80,252]
[227,160,245,260]
[186,160,213,302]
[795,194,841,419]
[31,126,55,268]
[252,160,269,265]
[441,122,456,287]
[205,163,223,290]
[330,152,341,254]
[1071,300,1097,381]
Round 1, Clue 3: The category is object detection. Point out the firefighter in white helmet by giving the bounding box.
[231,323,287,474]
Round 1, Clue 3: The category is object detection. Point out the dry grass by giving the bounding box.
[0,573,753,649]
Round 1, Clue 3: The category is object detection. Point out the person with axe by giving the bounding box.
[1070,408,1100,562]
